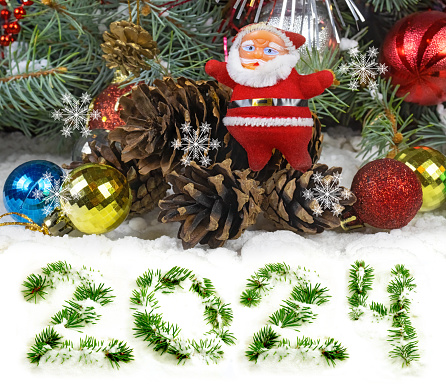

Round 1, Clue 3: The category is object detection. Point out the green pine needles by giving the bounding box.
[347,261,374,320]
[23,261,134,368]
[242,263,348,366]
[131,266,235,364]
[347,261,420,366]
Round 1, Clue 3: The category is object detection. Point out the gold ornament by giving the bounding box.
[60,164,132,234]
[394,146,446,212]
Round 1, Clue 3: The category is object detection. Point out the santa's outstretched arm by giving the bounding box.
[297,70,335,99]
[205,60,237,90]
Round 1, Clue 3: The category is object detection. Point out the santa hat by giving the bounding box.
[232,23,306,54]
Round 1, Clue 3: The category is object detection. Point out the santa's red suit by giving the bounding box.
[205,23,334,172]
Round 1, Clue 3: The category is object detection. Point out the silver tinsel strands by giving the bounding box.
[232,0,365,46]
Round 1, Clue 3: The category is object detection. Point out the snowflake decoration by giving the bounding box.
[172,122,221,167]
[338,46,388,91]
[31,171,78,217]
[51,92,100,138]
[304,172,353,217]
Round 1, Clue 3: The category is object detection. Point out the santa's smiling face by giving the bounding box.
[239,30,288,70]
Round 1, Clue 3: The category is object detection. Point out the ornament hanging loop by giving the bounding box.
[127,0,141,25]
[0,212,50,235]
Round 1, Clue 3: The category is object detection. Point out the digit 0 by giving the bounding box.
[130,266,235,364]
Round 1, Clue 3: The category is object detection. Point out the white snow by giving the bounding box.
[1,130,445,387]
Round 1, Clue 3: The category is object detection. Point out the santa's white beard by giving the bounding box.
[226,48,300,88]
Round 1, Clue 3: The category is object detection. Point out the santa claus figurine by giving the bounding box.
[205,23,334,172]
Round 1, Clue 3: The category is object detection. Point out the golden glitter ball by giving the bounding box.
[60,164,131,234]
[394,146,446,212]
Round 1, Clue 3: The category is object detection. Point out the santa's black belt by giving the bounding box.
[228,98,308,108]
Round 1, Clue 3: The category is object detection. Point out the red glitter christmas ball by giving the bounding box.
[349,158,423,229]
[0,9,11,20]
[13,6,25,19]
[7,21,20,34]
[88,83,133,131]
[381,11,446,106]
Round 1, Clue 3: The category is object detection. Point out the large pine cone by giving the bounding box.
[102,20,159,77]
[158,159,264,249]
[111,77,235,177]
[84,141,169,216]
[262,164,356,233]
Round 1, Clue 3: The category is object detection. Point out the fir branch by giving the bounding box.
[366,0,420,12]
[136,269,162,289]
[28,327,63,364]
[156,266,193,291]
[130,287,159,310]
[22,274,49,303]
[353,78,424,161]
[190,277,216,298]
[268,308,306,330]
[319,338,350,367]
[50,307,91,329]
[73,283,115,306]
[240,289,262,307]
[389,342,420,367]
[347,261,374,320]
[246,326,280,362]
[104,339,135,368]
[289,283,330,306]
[369,302,388,317]
[0,66,68,83]
[416,107,446,150]
[42,260,73,279]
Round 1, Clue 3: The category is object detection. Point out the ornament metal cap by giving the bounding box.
[340,212,364,231]
[43,207,84,237]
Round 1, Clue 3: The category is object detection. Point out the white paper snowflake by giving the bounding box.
[51,92,100,138]
[172,122,221,167]
[305,171,353,217]
[31,171,78,217]
[338,46,388,91]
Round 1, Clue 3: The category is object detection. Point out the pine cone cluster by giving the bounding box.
[81,141,169,216]
[158,159,264,249]
[262,164,356,234]
[102,20,159,76]
[111,77,233,177]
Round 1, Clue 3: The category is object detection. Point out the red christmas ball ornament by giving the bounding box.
[14,6,25,19]
[22,1,34,5]
[0,33,12,46]
[342,158,423,230]
[88,83,134,131]
[0,1,7,6]
[0,8,11,20]
[7,21,20,34]
[381,11,446,106]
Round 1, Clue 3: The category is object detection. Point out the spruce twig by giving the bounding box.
[131,267,235,364]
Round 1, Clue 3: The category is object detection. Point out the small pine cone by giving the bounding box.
[111,77,232,177]
[262,164,356,234]
[85,141,169,216]
[158,159,264,249]
[102,20,159,77]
